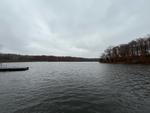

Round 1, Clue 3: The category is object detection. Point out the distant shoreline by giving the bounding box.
[1,61,99,63]
[0,53,99,62]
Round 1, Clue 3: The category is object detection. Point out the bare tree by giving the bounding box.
[100,35,150,63]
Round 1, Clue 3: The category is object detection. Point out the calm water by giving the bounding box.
[0,62,150,113]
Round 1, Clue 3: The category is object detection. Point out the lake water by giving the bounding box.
[0,62,150,113]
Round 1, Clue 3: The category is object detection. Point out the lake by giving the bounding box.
[0,62,150,113]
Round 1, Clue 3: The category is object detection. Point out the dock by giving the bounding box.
[0,67,29,72]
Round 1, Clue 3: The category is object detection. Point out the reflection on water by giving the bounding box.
[0,62,150,113]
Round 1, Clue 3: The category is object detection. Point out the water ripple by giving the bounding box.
[0,62,150,113]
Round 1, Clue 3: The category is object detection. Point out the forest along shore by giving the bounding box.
[0,54,99,62]
[100,35,150,64]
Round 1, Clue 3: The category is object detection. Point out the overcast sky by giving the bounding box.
[0,0,150,58]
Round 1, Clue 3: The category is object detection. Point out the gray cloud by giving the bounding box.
[0,0,150,57]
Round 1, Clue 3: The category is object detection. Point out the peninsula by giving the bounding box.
[100,35,150,64]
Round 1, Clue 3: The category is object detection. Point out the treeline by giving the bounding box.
[100,35,150,64]
[0,54,98,62]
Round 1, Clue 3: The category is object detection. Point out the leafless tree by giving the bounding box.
[100,35,150,63]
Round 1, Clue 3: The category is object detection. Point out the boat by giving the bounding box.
[0,67,29,72]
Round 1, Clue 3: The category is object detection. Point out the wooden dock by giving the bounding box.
[0,67,29,72]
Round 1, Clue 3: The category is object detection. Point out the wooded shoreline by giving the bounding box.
[0,54,99,62]
[100,35,150,64]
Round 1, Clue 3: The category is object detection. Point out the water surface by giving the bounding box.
[0,62,150,113]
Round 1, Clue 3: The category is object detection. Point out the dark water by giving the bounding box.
[0,62,150,113]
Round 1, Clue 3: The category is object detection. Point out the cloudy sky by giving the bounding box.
[0,0,150,58]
